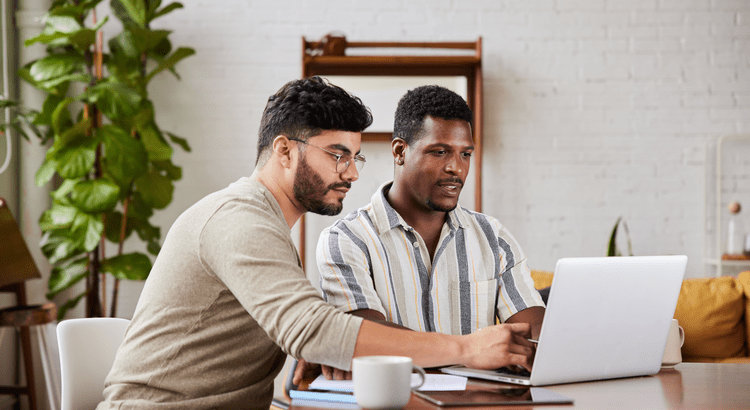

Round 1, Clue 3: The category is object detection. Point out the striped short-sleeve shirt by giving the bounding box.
[316,182,545,335]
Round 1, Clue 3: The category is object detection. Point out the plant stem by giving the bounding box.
[110,196,130,317]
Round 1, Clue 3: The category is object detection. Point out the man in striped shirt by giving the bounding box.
[317,85,546,357]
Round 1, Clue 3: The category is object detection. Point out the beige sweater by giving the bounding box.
[98,177,362,409]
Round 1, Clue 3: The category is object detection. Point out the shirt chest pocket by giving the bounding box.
[449,278,498,335]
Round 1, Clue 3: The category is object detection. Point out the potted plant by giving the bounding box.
[0,0,194,318]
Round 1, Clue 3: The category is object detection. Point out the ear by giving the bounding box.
[392,138,406,166]
[273,135,296,169]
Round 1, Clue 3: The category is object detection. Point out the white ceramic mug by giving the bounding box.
[352,356,426,409]
[662,318,685,367]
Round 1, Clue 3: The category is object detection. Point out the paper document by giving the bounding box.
[308,373,467,392]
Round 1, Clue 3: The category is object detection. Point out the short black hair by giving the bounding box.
[256,76,373,165]
[393,85,473,144]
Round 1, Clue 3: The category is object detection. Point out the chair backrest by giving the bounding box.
[0,197,41,290]
[57,318,130,410]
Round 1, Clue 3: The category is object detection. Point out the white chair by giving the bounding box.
[57,318,130,410]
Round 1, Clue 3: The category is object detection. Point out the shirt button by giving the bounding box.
[413,241,419,248]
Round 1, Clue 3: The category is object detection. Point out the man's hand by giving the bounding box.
[293,359,351,385]
[461,323,536,371]
[321,364,351,381]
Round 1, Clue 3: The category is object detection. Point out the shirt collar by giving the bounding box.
[370,181,466,235]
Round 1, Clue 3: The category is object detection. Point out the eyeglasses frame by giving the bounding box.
[287,137,366,174]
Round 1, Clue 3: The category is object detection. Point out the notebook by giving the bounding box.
[442,255,688,386]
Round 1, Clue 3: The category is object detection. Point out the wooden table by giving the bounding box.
[290,363,750,410]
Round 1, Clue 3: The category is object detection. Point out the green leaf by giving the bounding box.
[134,168,173,209]
[138,122,172,161]
[29,53,85,83]
[144,47,195,83]
[43,14,82,34]
[129,191,154,219]
[71,212,105,251]
[131,216,160,243]
[79,0,107,10]
[113,0,148,27]
[606,217,632,257]
[100,125,149,183]
[152,159,182,180]
[40,230,83,264]
[151,2,183,20]
[165,132,191,152]
[19,62,85,94]
[39,73,91,91]
[78,82,142,120]
[51,97,74,136]
[148,0,163,14]
[108,30,140,59]
[43,7,83,33]
[54,138,97,179]
[132,101,154,129]
[146,241,161,256]
[102,252,152,280]
[35,157,58,187]
[104,211,134,243]
[70,179,121,213]
[33,93,67,127]
[51,179,77,201]
[148,37,172,60]
[106,38,142,82]
[607,217,620,257]
[56,118,92,149]
[39,202,78,231]
[24,31,69,47]
[53,291,87,321]
[47,257,89,299]
[114,25,171,57]
[67,28,98,50]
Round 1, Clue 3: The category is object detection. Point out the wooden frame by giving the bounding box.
[299,36,484,269]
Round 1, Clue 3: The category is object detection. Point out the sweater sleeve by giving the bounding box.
[198,199,362,371]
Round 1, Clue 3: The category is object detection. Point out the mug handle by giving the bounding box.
[411,365,426,390]
[678,325,685,347]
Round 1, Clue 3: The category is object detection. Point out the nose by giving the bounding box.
[445,152,463,175]
[341,162,359,182]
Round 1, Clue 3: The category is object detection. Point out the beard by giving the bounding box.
[426,199,457,213]
[293,156,350,216]
[425,177,463,212]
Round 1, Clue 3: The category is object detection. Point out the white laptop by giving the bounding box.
[442,255,687,386]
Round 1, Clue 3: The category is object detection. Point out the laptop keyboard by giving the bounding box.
[494,366,531,378]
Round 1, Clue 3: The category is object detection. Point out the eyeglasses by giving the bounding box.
[288,138,366,174]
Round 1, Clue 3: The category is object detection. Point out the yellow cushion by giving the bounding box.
[530,270,554,290]
[737,271,750,347]
[675,276,746,359]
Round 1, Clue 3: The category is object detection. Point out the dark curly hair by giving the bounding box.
[255,76,373,165]
[393,85,473,144]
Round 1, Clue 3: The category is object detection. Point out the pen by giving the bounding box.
[527,338,538,344]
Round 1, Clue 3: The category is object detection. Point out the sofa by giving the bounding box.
[529,269,750,363]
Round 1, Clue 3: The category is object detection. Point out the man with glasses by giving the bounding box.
[99,77,537,410]
[314,85,545,379]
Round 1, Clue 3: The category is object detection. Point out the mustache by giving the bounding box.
[437,177,464,187]
[328,182,352,190]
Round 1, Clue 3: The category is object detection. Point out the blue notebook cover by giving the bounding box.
[289,389,357,404]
